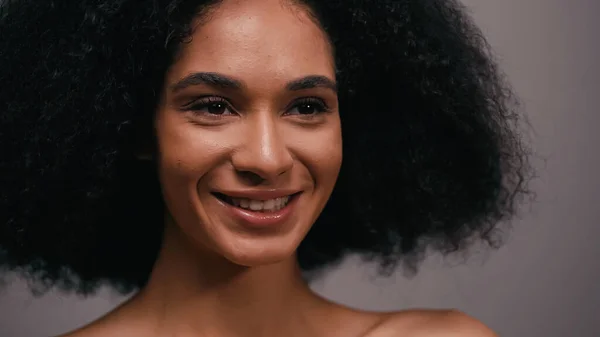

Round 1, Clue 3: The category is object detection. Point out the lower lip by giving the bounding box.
[215,194,300,229]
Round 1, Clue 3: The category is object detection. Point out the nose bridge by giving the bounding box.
[235,110,292,178]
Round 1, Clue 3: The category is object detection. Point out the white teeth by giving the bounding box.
[263,199,275,209]
[229,196,291,212]
[249,200,263,211]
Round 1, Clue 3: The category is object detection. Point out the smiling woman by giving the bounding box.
[0,0,530,336]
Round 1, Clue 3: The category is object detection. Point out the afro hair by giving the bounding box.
[0,0,532,295]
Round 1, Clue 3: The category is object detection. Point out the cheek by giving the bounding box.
[154,113,228,191]
[325,120,343,189]
[317,134,342,181]
[296,120,343,189]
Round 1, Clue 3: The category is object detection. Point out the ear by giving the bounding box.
[132,138,155,161]
[135,151,154,161]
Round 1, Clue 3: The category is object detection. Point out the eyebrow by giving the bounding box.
[286,75,338,92]
[170,72,337,93]
[171,72,243,92]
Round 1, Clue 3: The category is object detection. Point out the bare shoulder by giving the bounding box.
[52,324,116,337]
[52,323,140,337]
[50,308,143,337]
[365,309,498,337]
[52,329,93,337]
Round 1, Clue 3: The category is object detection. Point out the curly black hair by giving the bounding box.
[0,0,531,295]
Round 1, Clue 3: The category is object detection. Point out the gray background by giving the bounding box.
[1,0,599,336]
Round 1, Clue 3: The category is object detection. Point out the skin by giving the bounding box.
[59,0,497,336]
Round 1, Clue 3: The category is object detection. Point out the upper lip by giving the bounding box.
[212,189,301,200]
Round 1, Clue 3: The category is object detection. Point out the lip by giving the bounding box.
[212,190,301,229]
[213,188,301,201]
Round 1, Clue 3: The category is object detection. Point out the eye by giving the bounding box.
[184,96,235,116]
[286,97,330,116]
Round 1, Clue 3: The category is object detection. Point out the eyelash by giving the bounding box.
[288,97,331,116]
[184,96,234,115]
[183,96,331,116]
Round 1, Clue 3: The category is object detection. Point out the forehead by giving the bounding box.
[167,0,335,84]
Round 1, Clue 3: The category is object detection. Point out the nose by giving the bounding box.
[231,113,294,183]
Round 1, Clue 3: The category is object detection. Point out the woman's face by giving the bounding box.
[154,0,342,267]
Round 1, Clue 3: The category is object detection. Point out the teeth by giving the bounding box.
[230,196,291,212]
[249,200,262,211]
[264,199,275,209]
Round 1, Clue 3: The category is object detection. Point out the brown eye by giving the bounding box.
[296,103,318,115]
[206,102,228,115]
[184,96,235,116]
[287,98,329,116]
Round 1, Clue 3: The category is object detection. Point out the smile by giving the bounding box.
[212,192,299,213]
[211,191,301,229]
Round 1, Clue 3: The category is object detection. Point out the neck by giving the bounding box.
[127,220,326,337]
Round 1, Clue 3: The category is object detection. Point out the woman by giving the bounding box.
[0,0,531,336]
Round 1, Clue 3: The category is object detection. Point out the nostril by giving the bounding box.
[237,170,266,185]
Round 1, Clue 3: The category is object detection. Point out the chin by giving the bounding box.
[217,235,302,268]
[226,253,292,268]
